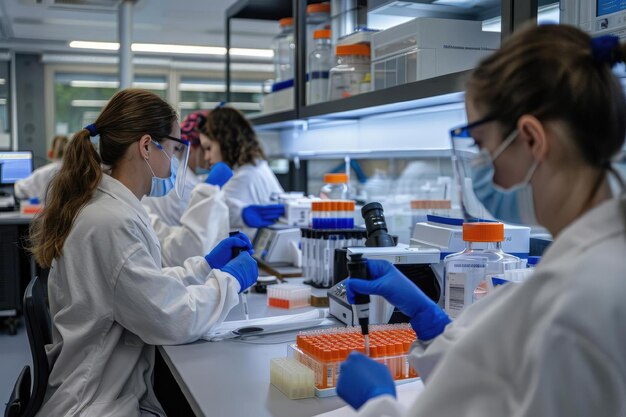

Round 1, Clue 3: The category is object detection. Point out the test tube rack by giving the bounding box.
[301,227,367,288]
[270,357,315,399]
[289,324,418,390]
[267,284,311,309]
[311,200,356,230]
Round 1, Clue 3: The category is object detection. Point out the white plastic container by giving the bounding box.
[307,29,333,105]
[444,222,520,318]
[371,17,500,90]
[328,44,371,100]
[319,173,349,200]
[272,17,295,82]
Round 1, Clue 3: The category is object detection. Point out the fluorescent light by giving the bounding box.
[0,79,5,85]
[132,43,225,55]
[69,41,120,50]
[69,40,273,58]
[69,80,167,90]
[482,3,560,32]
[230,48,274,58]
[70,80,118,88]
[71,99,108,107]
[0,99,6,105]
[178,82,263,93]
[178,101,261,111]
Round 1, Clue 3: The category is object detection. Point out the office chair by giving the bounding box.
[4,276,51,417]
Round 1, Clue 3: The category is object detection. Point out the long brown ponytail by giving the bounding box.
[30,88,177,267]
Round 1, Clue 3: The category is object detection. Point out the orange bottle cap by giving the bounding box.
[279,17,294,27]
[462,222,504,242]
[313,29,331,39]
[336,44,370,57]
[324,173,348,184]
[307,2,331,14]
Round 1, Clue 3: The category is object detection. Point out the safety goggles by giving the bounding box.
[449,115,497,156]
[154,135,190,199]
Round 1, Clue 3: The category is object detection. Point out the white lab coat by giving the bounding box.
[222,159,284,236]
[357,197,626,417]
[37,174,241,417]
[147,182,229,267]
[13,160,62,200]
[142,172,200,227]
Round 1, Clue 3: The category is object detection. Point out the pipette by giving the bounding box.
[348,253,371,356]
[230,231,250,321]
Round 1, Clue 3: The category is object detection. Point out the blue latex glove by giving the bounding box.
[345,259,451,341]
[336,351,396,410]
[241,204,285,228]
[222,252,258,293]
[205,162,233,187]
[204,232,253,270]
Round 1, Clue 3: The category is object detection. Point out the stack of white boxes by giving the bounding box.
[371,17,500,90]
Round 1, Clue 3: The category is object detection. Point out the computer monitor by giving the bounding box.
[0,151,33,184]
[561,0,626,36]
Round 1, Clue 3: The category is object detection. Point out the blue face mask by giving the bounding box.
[470,130,540,225]
[144,141,178,198]
[195,167,211,176]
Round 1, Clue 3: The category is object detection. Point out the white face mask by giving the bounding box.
[470,129,540,225]
[144,140,177,198]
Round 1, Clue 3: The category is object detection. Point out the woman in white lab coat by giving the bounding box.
[14,134,67,200]
[201,106,284,236]
[143,111,209,226]
[336,24,626,416]
[29,89,258,417]
[142,111,230,267]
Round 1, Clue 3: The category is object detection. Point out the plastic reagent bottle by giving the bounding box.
[444,222,520,318]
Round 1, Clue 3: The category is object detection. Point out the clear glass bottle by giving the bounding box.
[444,222,520,318]
[307,29,332,104]
[328,44,371,100]
[306,2,331,59]
[271,17,295,82]
[320,173,349,199]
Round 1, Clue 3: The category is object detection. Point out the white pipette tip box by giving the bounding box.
[270,357,315,399]
[267,284,311,309]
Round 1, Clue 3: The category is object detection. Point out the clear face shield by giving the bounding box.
[449,117,497,222]
[159,135,190,199]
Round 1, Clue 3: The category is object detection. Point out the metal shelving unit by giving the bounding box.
[226,0,538,127]
[300,70,470,120]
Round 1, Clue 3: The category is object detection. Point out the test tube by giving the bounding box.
[229,231,249,321]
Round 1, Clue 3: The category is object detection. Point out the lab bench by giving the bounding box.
[0,211,36,335]
[156,285,347,417]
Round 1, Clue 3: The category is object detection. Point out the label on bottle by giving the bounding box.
[445,259,486,319]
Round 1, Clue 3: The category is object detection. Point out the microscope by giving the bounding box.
[328,202,441,327]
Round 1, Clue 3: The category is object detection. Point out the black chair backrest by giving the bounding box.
[22,275,51,417]
[4,365,31,417]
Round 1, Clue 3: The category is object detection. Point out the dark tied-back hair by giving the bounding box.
[202,106,266,168]
[30,89,177,267]
[467,23,626,170]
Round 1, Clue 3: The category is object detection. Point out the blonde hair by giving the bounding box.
[30,89,177,267]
